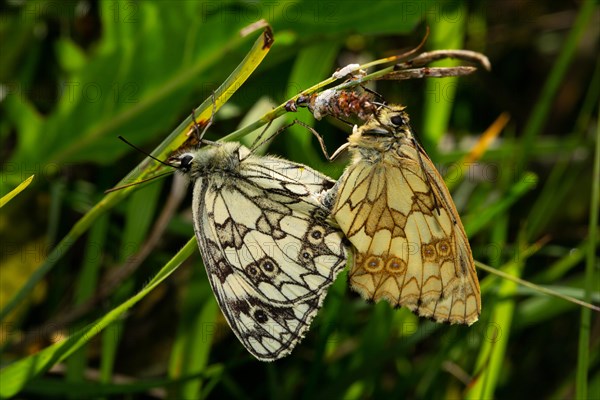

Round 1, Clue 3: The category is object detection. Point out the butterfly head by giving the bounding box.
[351,105,413,151]
[169,152,195,173]
[168,143,247,180]
[375,105,412,137]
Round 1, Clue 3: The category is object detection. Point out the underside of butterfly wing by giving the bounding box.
[332,151,480,325]
[192,153,347,361]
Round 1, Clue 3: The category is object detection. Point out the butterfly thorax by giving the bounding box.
[182,143,249,181]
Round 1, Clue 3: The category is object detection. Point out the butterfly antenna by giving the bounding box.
[118,136,173,168]
[372,102,391,114]
[360,84,386,104]
[104,171,174,193]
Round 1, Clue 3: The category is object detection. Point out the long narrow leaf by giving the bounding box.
[0,238,196,398]
[0,28,273,322]
[576,99,600,399]
[0,175,34,207]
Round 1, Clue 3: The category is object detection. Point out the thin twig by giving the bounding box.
[476,261,600,312]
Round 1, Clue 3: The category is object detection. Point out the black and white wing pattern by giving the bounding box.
[175,143,347,361]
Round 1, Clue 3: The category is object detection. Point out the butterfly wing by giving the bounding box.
[331,144,480,325]
[192,154,347,361]
[416,147,481,324]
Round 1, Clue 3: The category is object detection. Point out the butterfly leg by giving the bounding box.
[248,119,275,151]
[190,91,218,144]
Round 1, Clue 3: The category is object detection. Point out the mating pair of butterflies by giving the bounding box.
[169,103,481,361]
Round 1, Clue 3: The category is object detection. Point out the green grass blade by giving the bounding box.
[0,194,113,322]
[107,26,274,194]
[182,299,219,399]
[466,151,510,399]
[576,99,600,399]
[534,237,599,284]
[168,264,219,399]
[100,181,162,383]
[466,231,525,399]
[0,237,197,398]
[284,41,341,166]
[0,175,34,207]
[464,172,538,237]
[422,1,466,153]
[517,0,596,174]
[302,275,347,399]
[0,28,273,323]
[527,60,600,238]
[65,213,109,384]
[22,365,224,397]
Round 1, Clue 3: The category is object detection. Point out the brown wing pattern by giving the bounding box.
[331,136,480,325]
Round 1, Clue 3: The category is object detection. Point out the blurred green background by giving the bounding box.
[1,1,598,399]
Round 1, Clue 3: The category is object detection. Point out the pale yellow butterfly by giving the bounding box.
[322,104,481,325]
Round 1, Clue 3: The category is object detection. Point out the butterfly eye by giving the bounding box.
[390,115,404,126]
[178,154,194,172]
